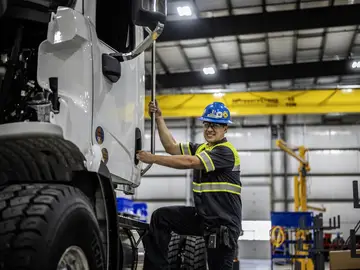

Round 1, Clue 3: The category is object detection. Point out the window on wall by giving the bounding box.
[96,0,135,53]
[239,220,271,241]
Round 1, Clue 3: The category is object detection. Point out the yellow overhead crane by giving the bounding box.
[144,89,360,118]
[276,139,326,270]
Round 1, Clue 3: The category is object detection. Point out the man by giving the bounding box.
[137,100,242,270]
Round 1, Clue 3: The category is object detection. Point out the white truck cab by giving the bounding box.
[0,0,167,269]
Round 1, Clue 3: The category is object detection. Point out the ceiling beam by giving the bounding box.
[146,60,358,89]
[158,4,360,42]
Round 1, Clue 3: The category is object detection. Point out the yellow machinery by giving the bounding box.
[276,139,326,270]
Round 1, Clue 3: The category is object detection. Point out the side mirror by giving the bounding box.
[133,0,167,28]
[110,0,167,62]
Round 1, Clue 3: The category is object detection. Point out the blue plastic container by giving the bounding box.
[133,202,148,222]
[271,211,313,228]
[116,197,134,215]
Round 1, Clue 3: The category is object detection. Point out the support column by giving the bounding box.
[269,116,275,212]
[189,117,196,206]
[281,115,289,212]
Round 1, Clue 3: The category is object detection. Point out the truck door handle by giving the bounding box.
[134,127,142,165]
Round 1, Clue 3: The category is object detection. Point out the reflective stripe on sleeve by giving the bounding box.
[180,142,191,155]
[196,151,215,172]
[232,165,240,171]
[192,182,241,195]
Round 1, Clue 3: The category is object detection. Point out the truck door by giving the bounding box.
[91,0,145,186]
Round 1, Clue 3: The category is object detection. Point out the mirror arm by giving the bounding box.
[145,27,152,34]
[110,22,165,62]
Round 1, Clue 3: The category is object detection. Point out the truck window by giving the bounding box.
[96,0,135,53]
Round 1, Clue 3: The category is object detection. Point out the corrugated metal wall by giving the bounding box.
[132,114,360,260]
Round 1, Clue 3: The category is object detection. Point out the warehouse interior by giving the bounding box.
[1,0,360,269]
[133,0,360,269]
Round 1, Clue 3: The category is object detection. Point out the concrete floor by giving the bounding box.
[239,260,330,270]
[136,260,330,269]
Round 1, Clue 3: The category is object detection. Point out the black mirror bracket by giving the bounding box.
[110,22,164,62]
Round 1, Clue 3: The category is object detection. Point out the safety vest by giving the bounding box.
[192,142,242,195]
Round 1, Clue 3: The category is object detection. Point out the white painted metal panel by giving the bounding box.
[238,152,270,175]
[190,58,214,71]
[287,150,360,174]
[287,176,355,200]
[298,37,322,49]
[287,125,360,148]
[211,41,240,67]
[239,151,283,175]
[286,115,323,124]
[195,127,270,149]
[324,30,354,60]
[157,47,190,72]
[248,81,269,89]
[269,36,293,64]
[196,0,227,11]
[297,49,320,62]
[145,119,188,129]
[243,116,271,125]
[271,80,292,89]
[135,177,188,200]
[243,53,267,67]
[273,177,285,200]
[241,42,266,54]
[144,128,189,152]
[274,202,285,212]
[242,186,271,220]
[273,151,284,174]
[232,0,262,7]
[241,177,270,186]
[184,46,210,59]
[237,241,271,260]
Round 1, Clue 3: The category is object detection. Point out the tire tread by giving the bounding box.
[0,184,88,269]
[0,137,85,184]
[168,232,182,266]
[183,236,207,270]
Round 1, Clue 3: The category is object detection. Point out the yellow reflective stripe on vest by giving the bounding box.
[196,151,215,172]
[193,182,241,195]
[195,143,207,155]
[195,141,240,170]
[180,142,191,155]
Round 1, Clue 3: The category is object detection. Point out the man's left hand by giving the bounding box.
[136,151,156,164]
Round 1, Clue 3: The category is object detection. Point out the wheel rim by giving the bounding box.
[57,246,89,270]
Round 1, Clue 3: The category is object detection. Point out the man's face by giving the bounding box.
[203,121,227,143]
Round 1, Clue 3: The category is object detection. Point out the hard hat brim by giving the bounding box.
[198,116,233,124]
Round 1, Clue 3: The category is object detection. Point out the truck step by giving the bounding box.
[118,214,149,230]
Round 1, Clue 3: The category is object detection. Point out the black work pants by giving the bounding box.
[142,206,236,270]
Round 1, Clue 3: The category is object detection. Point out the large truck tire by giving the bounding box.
[0,136,85,184]
[183,236,207,270]
[0,184,106,270]
[168,232,184,268]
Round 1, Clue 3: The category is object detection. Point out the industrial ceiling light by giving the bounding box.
[203,66,216,75]
[177,6,192,16]
[351,61,360,69]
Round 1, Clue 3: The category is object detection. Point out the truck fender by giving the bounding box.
[71,164,121,270]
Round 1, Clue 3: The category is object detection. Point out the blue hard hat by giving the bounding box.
[198,102,232,124]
